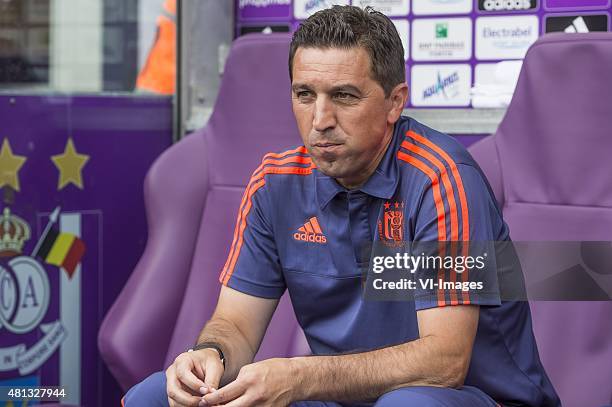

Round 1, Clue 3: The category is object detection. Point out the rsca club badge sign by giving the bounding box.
[0,207,84,376]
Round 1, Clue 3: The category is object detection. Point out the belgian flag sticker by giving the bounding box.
[32,207,86,278]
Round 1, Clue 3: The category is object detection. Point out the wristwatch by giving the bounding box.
[187,342,226,368]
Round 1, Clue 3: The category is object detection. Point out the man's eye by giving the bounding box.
[297,91,313,98]
[335,92,356,101]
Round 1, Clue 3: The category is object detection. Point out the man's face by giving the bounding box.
[291,46,406,189]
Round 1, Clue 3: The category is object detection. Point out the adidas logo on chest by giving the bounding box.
[293,216,327,244]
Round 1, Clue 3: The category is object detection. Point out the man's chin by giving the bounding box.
[314,163,355,185]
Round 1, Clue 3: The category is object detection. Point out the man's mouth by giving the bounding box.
[313,142,343,151]
[313,143,342,156]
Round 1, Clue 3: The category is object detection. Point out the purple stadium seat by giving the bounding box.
[469,33,612,407]
[98,33,308,391]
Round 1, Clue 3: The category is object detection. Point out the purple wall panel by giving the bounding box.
[0,95,172,407]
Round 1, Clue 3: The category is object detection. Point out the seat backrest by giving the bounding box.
[164,33,308,365]
[99,33,308,391]
[495,32,612,239]
[469,33,612,407]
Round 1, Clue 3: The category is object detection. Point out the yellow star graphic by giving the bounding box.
[0,138,26,191]
[51,138,90,190]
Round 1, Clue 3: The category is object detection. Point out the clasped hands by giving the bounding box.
[166,348,297,407]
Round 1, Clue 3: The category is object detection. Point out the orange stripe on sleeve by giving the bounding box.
[219,147,310,283]
[400,141,459,241]
[221,165,312,286]
[220,160,311,283]
[220,180,254,283]
[400,140,460,305]
[405,131,471,304]
[220,162,271,283]
[223,177,266,285]
[262,145,308,161]
[254,154,311,175]
[397,151,447,240]
[397,151,448,306]
[405,131,469,242]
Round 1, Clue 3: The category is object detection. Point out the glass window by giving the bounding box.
[0,0,176,94]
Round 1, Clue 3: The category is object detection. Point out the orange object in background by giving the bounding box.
[136,0,176,94]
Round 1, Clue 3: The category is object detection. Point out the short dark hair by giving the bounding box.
[289,5,405,97]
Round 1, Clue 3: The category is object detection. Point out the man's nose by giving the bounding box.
[312,96,336,132]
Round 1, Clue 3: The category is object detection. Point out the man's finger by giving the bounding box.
[168,381,201,407]
[177,367,207,393]
[210,395,249,407]
[201,357,224,393]
[176,358,206,393]
[201,379,245,405]
[193,359,205,379]
[166,369,203,406]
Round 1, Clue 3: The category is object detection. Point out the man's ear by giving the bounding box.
[387,83,409,123]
